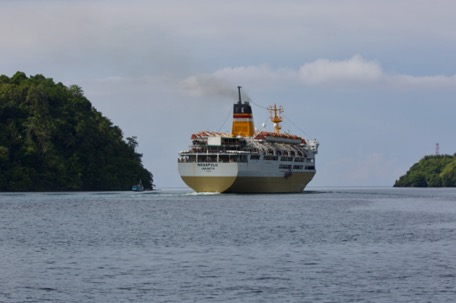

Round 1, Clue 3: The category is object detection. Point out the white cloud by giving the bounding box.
[298,55,384,85]
[3,1,456,84]
[389,74,456,90]
[178,55,456,96]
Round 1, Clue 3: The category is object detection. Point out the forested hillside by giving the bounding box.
[0,72,153,191]
[394,155,456,187]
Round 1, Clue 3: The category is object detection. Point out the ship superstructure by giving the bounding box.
[178,87,319,193]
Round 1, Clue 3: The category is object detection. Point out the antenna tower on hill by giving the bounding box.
[435,143,440,156]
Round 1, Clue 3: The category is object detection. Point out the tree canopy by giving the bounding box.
[394,154,456,187]
[0,72,153,191]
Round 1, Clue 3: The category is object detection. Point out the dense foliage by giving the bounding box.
[394,154,456,187]
[0,72,153,191]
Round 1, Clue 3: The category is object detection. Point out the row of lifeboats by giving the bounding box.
[254,131,306,144]
[191,131,227,140]
[191,130,306,143]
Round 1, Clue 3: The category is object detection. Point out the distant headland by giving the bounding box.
[394,154,456,187]
[0,72,153,191]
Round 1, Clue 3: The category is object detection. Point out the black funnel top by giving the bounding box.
[234,86,252,114]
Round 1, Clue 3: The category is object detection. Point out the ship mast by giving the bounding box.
[268,104,283,134]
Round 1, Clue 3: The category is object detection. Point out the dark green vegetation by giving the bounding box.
[0,72,153,191]
[394,155,456,187]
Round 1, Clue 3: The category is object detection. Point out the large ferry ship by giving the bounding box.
[178,87,319,193]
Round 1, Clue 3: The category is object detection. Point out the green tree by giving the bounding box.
[0,72,154,191]
[394,155,456,187]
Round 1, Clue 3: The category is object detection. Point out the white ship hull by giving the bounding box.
[178,160,316,193]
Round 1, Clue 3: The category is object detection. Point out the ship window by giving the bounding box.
[293,165,303,170]
[181,155,196,162]
[250,155,260,160]
[229,155,239,162]
[198,155,219,162]
[280,157,293,161]
[219,155,229,163]
[305,166,315,170]
[279,164,292,169]
[192,147,204,153]
[265,156,279,161]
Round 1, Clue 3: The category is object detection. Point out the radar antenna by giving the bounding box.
[268,104,283,134]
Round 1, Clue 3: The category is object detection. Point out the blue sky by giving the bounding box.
[2,0,456,188]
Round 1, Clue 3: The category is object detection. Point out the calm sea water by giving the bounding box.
[1,188,456,303]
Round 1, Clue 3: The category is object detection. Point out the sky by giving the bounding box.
[2,0,456,188]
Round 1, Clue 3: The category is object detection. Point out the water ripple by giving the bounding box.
[1,189,456,302]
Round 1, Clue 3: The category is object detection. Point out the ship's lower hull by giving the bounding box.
[180,176,237,193]
[178,162,315,193]
[226,172,315,193]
